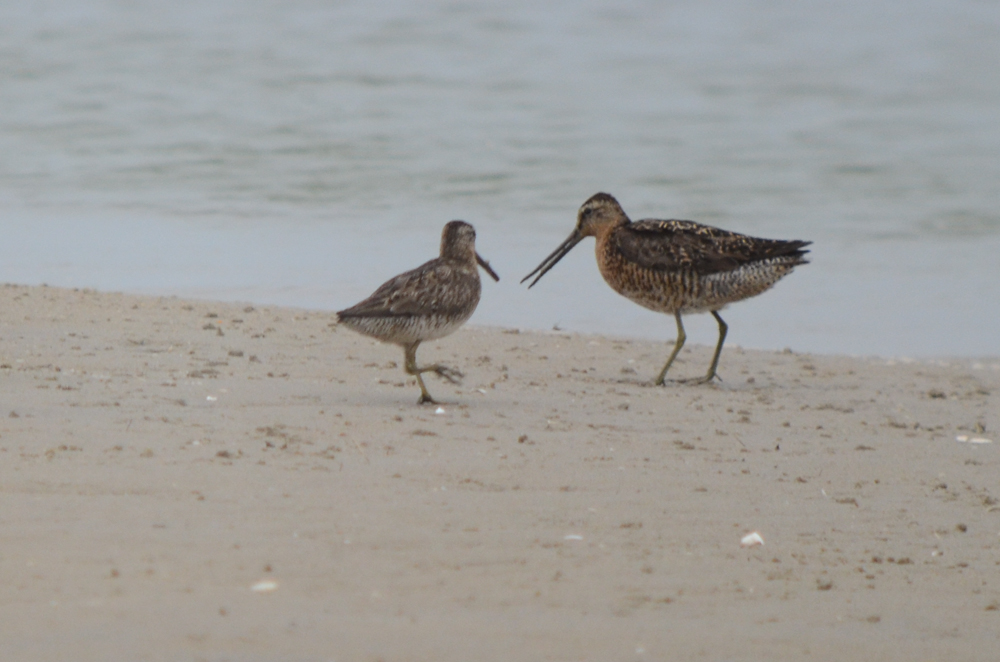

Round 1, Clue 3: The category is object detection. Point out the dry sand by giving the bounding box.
[1,283,998,661]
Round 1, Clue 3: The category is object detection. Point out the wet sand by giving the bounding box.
[1,283,998,661]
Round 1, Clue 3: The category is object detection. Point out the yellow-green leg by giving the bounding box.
[681,311,727,384]
[404,342,463,405]
[702,310,728,383]
[654,312,687,385]
[656,311,727,385]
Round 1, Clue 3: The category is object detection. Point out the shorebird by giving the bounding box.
[337,220,499,404]
[522,193,810,384]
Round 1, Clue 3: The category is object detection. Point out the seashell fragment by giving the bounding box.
[250,579,278,593]
[956,435,992,444]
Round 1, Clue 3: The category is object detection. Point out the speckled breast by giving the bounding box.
[597,248,799,315]
[340,311,474,347]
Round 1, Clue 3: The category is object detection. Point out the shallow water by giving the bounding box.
[2,0,998,357]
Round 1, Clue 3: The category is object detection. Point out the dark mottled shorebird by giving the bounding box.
[522,193,810,384]
[337,220,499,404]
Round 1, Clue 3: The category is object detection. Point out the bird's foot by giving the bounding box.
[676,373,722,385]
[431,365,463,384]
[653,373,722,386]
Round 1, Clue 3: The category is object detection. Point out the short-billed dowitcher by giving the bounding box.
[337,220,499,404]
[522,193,810,384]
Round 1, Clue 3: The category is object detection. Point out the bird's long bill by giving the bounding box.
[520,230,584,288]
[476,253,500,282]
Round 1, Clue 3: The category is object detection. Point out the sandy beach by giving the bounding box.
[1,282,997,661]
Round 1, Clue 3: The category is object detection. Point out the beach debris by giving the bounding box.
[956,435,992,444]
[564,534,583,541]
[206,395,217,402]
[250,579,278,593]
[435,407,446,415]
[740,531,765,548]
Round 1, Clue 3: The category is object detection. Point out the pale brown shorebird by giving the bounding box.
[337,220,499,404]
[522,193,810,384]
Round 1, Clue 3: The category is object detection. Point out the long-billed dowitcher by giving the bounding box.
[337,220,499,404]
[522,193,810,384]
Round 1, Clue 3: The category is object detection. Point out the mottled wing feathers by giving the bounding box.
[337,259,480,319]
[615,219,811,275]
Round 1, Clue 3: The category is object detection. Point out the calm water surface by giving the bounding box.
[2,1,998,357]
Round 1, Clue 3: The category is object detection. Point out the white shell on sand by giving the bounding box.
[250,579,279,593]
[956,435,992,444]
